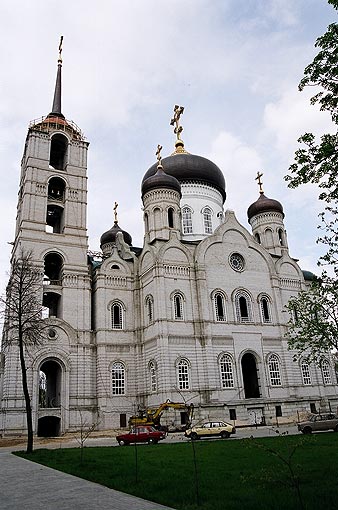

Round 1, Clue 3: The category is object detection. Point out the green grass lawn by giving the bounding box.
[16,433,338,510]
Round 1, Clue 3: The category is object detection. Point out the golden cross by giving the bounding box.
[255,171,264,194]
[170,105,184,141]
[58,36,64,63]
[113,201,118,223]
[156,144,163,167]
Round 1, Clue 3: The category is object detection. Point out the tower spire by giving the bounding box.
[49,36,65,119]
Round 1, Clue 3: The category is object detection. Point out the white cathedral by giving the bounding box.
[1,46,337,437]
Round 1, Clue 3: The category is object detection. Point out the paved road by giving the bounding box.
[0,425,299,510]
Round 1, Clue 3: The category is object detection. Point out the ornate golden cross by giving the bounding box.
[255,171,264,194]
[113,201,118,223]
[170,105,184,141]
[156,144,163,167]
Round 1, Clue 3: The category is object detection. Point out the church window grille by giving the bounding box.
[229,253,245,272]
[112,362,125,395]
[146,296,154,324]
[111,302,123,329]
[149,361,157,392]
[268,354,282,386]
[177,359,190,390]
[168,208,174,228]
[203,207,212,234]
[173,293,184,320]
[182,207,193,234]
[301,362,311,385]
[260,296,271,323]
[214,292,226,322]
[219,354,234,388]
[321,360,332,385]
[235,291,252,322]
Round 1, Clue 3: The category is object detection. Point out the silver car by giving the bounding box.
[298,413,338,434]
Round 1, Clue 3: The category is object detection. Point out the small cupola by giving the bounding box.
[247,172,288,255]
[100,202,132,255]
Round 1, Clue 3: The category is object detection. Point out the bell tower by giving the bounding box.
[13,37,91,330]
[1,39,94,437]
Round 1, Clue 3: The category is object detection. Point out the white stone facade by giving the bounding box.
[1,112,337,438]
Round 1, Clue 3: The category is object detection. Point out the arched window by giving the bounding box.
[278,228,285,246]
[182,207,193,234]
[213,292,226,322]
[173,293,184,320]
[255,233,261,244]
[111,302,123,329]
[321,360,332,385]
[44,252,63,285]
[203,207,213,234]
[50,134,68,170]
[112,362,125,395]
[291,305,299,325]
[177,359,190,390]
[219,354,234,388]
[235,290,252,322]
[168,207,174,228]
[301,362,311,385]
[144,213,149,233]
[145,295,154,324]
[260,296,272,323]
[149,361,157,392]
[265,228,273,246]
[268,354,282,386]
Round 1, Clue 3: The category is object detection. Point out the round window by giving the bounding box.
[229,253,245,272]
[48,328,57,339]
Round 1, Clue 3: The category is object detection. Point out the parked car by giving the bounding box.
[297,413,338,434]
[116,425,166,445]
[185,420,236,440]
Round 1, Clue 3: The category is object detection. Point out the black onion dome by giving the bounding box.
[247,193,284,222]
[302,270,317,282]
[100,222,132,247]
[142,165,181,197]
[142,153,226,202]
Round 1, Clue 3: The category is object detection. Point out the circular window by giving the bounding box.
[48,328,57,340]
[229,253,245,272]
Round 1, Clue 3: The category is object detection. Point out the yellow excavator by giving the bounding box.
[128,399,194,431]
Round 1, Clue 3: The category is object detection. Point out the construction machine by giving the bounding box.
[128,399,194,431]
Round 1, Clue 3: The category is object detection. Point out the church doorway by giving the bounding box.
[37,416,61,437]
[241,353,260,398]
[39,360,62,408]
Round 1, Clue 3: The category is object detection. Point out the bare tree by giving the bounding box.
[75,409,100,464]
[1,250,45,453]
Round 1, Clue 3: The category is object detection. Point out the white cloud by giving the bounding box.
[208,131,263,215]
[263,87,333,153]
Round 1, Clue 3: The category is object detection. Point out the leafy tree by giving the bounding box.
[284,2,338,363]
[0,251,45,453]
[285,2,338,271]
[286,274,338,364]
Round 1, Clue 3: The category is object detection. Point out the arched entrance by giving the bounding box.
[37,416,61,437]
[39,360,62,408]
[241,352,260,398]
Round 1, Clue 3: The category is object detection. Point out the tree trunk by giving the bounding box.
[19,337,33,454]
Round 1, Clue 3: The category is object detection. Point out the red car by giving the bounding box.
[116,425,166,446]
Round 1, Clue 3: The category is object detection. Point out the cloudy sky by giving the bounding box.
[0,0,336,294]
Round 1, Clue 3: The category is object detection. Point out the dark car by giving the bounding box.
[116,425,166,445]
[297,413,338,434]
